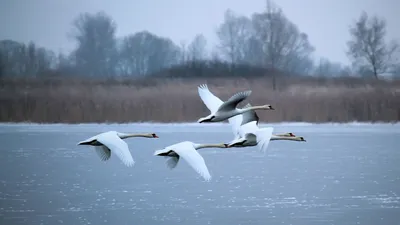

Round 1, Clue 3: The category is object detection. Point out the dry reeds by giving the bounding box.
[0,76,399,123]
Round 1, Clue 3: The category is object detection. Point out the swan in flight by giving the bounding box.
[78,131,159,167]
[228,128,306,148]
[197,84,274,123]
[227,104,306,152]
[154,141,228,181]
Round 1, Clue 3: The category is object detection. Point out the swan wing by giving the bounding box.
[255,127,274,153]
[228,114,244,139]
[197,84,224,114]
[165,156,180,169]
[96,132,135,167]
[238,121,259,138]
[197,84,243,138]
[94,146,111,161]
[174,142,212,181]
[240,103,259,126]
[217,90,252,112]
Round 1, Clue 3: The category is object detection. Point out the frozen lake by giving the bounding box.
[0,122,399,225]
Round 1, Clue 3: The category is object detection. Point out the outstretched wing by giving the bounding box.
[173,142,211,181]
[238,121,259,138]
[228,114,244,139]
[217,90,252,112]
[165,156,180,169]
[94,145,111,161]
[255,127,274,153]
[240,103,259,126]
[197,84,224,114]
[96,132,135,167]
[197,84,243,138]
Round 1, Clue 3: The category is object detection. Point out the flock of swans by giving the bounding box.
[77,84,306,181]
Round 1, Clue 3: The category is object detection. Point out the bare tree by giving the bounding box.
[0,40,55,77]
[71,11,118,77]
[313,57,350,77]
[119,31,180,76]
[216,9,254,65]
[347,11,399,78]
[187,34,207,61]
[179,40,189,64]
[252,0,314,89]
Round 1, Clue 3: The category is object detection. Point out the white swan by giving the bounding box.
[154,141,228,181]
[227,104,306,152]
[78,131,159,167]
[197,84,274,123]
[228,126,306,149]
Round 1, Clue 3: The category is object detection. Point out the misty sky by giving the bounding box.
[1,0,399,65]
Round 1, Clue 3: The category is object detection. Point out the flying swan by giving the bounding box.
[78,131,159,167]
[197,84,274,123]
[227,104,306,153]
[153,141,228,181]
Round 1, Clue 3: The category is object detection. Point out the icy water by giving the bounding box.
[0,123,400,225]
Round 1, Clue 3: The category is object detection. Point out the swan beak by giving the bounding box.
[268,105,274,110]
[289,132,295,137]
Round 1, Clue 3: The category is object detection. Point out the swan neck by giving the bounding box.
[118,133,149,139]
[240,105,263,112]
[195,143,226,149]
[250,105,265,110]
[270,136,297,141]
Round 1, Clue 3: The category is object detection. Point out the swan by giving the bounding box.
[228,128,306,148]
[227,103,306,152]
[154,141,228,181]
[197,84,274,123]
[78,131,159,167]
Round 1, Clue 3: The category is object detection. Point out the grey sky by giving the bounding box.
[1,0,399,65]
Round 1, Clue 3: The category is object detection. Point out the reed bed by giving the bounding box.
[1,76,399,123]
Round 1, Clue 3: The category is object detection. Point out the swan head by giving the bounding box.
[263,104,274,110]
[296,136,306,142]
[145,133,159,138]
[197,115,215,123]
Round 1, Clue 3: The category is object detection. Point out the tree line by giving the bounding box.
[1,0,399,82]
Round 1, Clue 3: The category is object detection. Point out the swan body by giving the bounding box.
[78,131,159,167]
[227,104,306,152]
[154,141,228,181]
[197,84,274,123]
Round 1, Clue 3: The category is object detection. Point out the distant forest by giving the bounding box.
[1,0,399,83]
